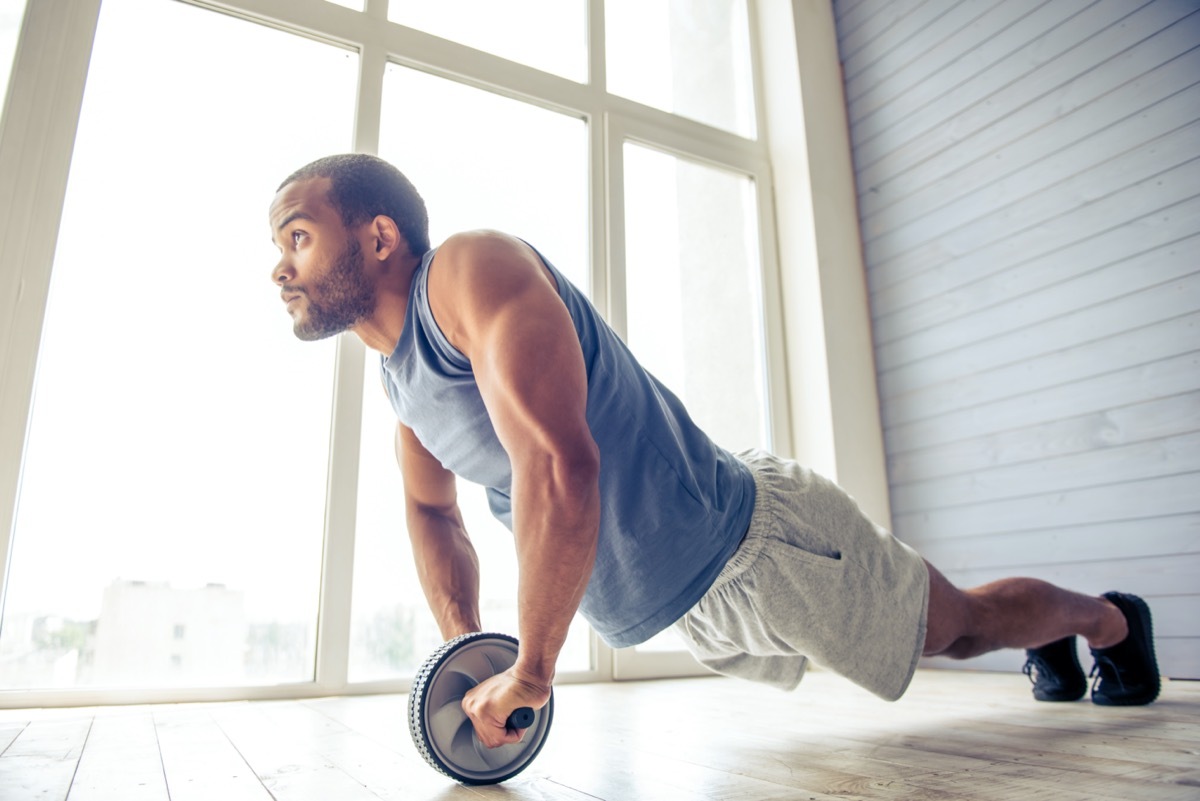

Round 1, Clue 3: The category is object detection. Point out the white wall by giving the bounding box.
[833,0,1200,678]
[758,0,893,528]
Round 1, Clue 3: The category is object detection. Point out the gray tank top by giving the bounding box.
[381,243,755,647]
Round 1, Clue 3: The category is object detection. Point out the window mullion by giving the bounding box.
[364,0,388,23]
[602,115,628,342]
[355,4,387,156]
[754,168,793,455]
[311,23,388,694]
[585,0,614,680]
[587,0,609,326]
[314,335,366,692]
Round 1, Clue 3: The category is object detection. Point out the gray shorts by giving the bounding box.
[673,450,929,701]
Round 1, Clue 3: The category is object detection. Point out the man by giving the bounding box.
[268,154,1160,748]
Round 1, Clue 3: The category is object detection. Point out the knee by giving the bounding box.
[923,615,982,657]
[922,562,978,656]
[926,635,984,660]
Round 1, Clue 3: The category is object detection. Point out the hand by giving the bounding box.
[461,667,551,749]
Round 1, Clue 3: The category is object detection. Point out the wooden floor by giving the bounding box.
[1,669,1198,800]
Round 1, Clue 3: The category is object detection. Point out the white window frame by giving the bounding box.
[0,0,887,706]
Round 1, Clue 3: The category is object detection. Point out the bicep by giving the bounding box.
[478,300,593,464]
[433,236,595,466]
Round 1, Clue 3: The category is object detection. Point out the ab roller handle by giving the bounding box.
[507,706,535,730]
[408,632,554,785]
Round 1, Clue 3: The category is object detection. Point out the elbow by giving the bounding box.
[560,436,600,496]
[406,499,464,533]
[530,436,600,516]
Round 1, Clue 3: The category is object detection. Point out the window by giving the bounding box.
[606,0,756,137]
[389,0,586,82]
[0,0,356,689]
[378,65,588,285]
[623,143,769,452]
[0,0,795,704]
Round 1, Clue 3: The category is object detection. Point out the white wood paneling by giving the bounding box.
[849,4,1021,115]
[886,351,1200,452]
[834,0,1200,678]
[888,392,1200,484]
[914,516,1200,572]
[853,1,1197,183]
[869,149,1200,305]
[881,310,1199,426]
[861,62,1200,240]
[876,234,1199,376]
[890,431,1200,516]
[850,0,1097,160]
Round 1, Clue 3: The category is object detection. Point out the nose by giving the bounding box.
[272,256,295,286]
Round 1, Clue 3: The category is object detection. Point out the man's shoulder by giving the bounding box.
[435,229,522,261]
[425,231,564,354]
[430,231,550,299]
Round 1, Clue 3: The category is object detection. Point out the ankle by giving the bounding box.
[1085,598,1128,650]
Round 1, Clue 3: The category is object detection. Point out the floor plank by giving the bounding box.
[256,697,485,800]
[0,717,90,801]
[0,722,28,754]
[66,712,169,801]
[154,705,274,801]
[210,702,394,801]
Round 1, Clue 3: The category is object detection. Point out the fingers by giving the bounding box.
[466,700,520,749]
[460,667,553,749]
[463,705,525,748]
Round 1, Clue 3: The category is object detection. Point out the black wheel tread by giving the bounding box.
[407,632,553,785]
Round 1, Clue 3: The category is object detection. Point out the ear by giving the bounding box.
[366,214,405,261]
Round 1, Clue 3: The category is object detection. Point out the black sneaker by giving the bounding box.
[1023,636,1087,702]
[1089,592,1160,706]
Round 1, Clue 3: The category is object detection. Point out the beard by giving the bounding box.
[291,237,376,341]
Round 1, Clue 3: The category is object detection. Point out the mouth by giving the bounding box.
[282,291,303,309]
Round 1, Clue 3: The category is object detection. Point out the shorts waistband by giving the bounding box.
[707,450,779,591]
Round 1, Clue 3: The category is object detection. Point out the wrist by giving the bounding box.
[439,613,481,641]
[513,655,556,689]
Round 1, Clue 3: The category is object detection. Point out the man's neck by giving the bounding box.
[353,251,423,354]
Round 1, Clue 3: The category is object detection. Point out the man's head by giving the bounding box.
[269,154,428,342]
[277,154,429,256]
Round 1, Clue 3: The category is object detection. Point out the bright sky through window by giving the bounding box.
[0,0,356,688]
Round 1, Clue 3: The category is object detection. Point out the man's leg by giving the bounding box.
[921,560,1161,705]
[922,561,1127,658]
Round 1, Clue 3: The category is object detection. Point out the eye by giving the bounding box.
[291,230,307,248]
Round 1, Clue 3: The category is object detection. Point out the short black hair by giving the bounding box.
[279,154,430,256]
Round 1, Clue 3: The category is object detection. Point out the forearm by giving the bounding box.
[511,452,601,686]
[407,505,482,640]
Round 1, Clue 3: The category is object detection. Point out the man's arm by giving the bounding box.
[428,231,601,748]
[397,421,482,640]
